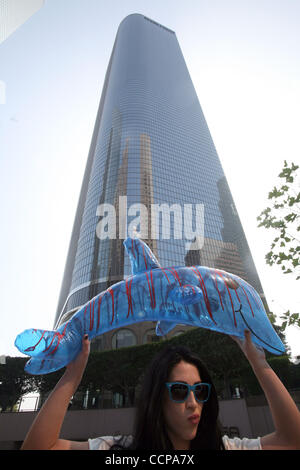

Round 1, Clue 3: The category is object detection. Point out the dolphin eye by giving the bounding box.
[223,277,239,289]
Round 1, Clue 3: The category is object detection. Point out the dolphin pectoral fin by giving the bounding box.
[156,320,178,336]
[169,285,203,305]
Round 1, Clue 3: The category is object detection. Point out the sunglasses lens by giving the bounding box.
[194,384,209,402]
[170,383,189,401]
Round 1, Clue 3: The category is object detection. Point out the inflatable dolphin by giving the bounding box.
[15,237,285,374]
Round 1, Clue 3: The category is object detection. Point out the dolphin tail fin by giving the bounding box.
[15,326,83,374]
[15,328,59,357]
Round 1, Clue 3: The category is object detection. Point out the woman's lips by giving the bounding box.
[188,414,200,424]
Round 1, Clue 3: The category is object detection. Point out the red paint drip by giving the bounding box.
[165,267,182,286]
[240,285,255,317]
[97,295,103,331]
[54,322,69,354]
[161,268,171,284]
[43,333,58,353]
[126,278,134,318]
[83,304,89,331]
[234,288,241,303]
[215,270,237,327]
[145,271,156,309]
[108,288,115,325]
[45,322,69,356]
[89,298,95,331]
[170,267,182,286]
[191,267,217,325]
[132,239,136,258]
[150,270,156,307]
[142,244,148,270]
[25,330,46,352]
[248,286,261,309]
[212,273,224,311]
[49,340,61,356]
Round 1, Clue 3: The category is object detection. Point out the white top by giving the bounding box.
[88,434,262,450]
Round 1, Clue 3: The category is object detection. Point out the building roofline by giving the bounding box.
[118,13,175,34]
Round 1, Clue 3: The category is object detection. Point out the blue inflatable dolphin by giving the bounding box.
[15,237,285,374]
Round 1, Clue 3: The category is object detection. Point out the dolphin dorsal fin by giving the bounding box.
[123,237,161,274]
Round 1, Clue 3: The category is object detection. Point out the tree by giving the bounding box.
[257,160,300,278]
[257,160,300,329]
[0,357,38,412]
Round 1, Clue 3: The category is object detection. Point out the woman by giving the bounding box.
[21,331,300,450]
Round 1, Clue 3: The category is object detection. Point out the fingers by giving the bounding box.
[82,334,90,354]
[244,329,252,344]
[230,330,252,352]
[244,330,263,351]
[230,334,241,343]
[230,329,250,343]
[230,330,266,363]
[65,336,90,377]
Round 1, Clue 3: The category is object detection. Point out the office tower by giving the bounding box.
[54,14,266,351]
[0,0,45,44]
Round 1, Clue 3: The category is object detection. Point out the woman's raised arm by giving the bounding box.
[232,330,300,450]
[21,335,91,450]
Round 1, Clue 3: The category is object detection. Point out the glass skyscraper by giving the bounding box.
[54,14,266,351]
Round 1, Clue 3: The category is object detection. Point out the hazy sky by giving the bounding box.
[0,0,299,359]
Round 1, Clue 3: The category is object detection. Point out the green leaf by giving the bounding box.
[284,213,297,223]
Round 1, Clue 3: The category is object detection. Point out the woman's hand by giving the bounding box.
[230,330,268,369]
[65,334,90,380]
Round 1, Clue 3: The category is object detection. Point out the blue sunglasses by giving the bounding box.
[165,382,211,403]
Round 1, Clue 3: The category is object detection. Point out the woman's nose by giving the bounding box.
[186,390,198,408]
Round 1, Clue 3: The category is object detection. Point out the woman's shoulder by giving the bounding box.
[222,435,262,450]
[88,435,134,450]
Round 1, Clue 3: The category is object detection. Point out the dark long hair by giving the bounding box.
[124,344,224,450]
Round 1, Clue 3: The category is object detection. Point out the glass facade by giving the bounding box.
[54,14,266,347]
